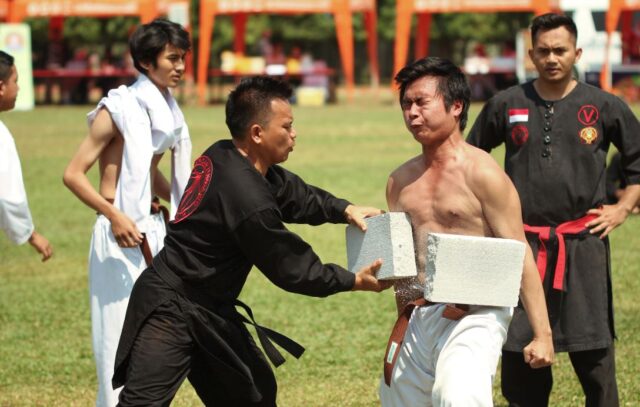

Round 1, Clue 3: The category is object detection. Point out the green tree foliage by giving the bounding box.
[431,12,531,62]
[29,16,139,69]
[25,1,534,82]
[376,0,531,62]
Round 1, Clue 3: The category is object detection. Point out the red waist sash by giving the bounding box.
[524,213,597,291]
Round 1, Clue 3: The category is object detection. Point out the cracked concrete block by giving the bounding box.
[423,233,525,307]
[346,212,417,280]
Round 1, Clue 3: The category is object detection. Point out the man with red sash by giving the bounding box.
[467,13,640,406]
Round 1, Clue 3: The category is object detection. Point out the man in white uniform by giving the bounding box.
[0,50,52,261]
[379,57,554,406]
[62,20,192,407]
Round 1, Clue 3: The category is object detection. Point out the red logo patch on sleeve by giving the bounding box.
[173,156,213,223]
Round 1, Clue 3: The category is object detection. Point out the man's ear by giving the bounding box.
[452,99,463,117]
[139,60,151,72]
[249,123,263,144]
[575,47,583,64]
[0,81,5,98]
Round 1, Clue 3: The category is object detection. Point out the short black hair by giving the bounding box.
[531,13,578,44]
[129,19,190,74]
[225,76,293,139]
[0,50,15,81]
[394,56,471,131]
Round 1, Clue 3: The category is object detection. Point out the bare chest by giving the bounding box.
[395,170,482,235]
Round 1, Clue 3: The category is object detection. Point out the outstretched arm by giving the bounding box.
[234,208,391,296]
[62,108,143,248]
[472,158,554,368]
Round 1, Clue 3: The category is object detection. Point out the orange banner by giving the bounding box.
[20,1,140,17]
[215,0,331,13]
[413,0,559,12]
[0,1,8,18]
[213,0,374,14]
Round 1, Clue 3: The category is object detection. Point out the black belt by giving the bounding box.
[232,299,305,367]
[153,259,305,367]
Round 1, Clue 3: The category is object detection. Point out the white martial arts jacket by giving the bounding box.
[87,74,192,227]
[0,120,34,244]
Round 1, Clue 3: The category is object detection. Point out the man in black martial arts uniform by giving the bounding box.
[112,76,391,406]
[467,13,640,407]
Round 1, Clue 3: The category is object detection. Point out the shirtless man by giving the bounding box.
[379,57,554,406]
[62,20,192,407]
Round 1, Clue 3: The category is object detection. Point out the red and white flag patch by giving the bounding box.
[508,109,529,123]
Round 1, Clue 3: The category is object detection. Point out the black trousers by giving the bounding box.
[501,346,619,407]
[116,300,277,407]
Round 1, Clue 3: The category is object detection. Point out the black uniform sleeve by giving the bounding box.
[607,97,640,186]
[268,166,351,225]
[232,207,355,297]
[466,97,505,151]
[605,153,623,203]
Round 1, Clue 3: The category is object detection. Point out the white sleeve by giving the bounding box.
[0,124,34,244]
[170,123,192,220]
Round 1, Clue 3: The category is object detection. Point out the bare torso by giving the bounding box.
[388,143,497,303]
[97,132,123,200]
[97,124,162,201]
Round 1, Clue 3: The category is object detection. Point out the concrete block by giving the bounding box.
[346,212,417,280]
[423,233,525,307]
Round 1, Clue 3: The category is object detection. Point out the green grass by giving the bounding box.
[1,93,639,406]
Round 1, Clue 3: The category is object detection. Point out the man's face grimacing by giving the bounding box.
[400,75,462,146]
[258,98,296,165]
[529,26,582,84]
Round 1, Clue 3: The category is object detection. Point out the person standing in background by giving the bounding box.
[467,13,640,406]
[0,50,53,261]
[62,20,192,406]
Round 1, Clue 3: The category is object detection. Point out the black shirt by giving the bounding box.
[157,139,355,301]
[467,81,640,226]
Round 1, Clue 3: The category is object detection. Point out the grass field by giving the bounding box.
[1,92,639,406]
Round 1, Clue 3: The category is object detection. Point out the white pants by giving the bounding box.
[379,304,513,407]
[89,214,166,407]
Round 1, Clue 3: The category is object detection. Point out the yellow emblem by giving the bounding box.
[579,127,598,144]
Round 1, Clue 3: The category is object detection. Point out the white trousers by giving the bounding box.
[379,303,513,407]
[89,214,166,407]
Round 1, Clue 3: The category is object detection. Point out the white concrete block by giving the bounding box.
[346,212,417,280]
[423,233,525,307]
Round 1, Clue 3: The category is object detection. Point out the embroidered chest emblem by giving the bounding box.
[579,127,598,144]
[173,156,213,223]
[578,105,599,126]
[511,124,529,146]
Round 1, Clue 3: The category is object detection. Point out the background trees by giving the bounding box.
[27,0,534,84]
